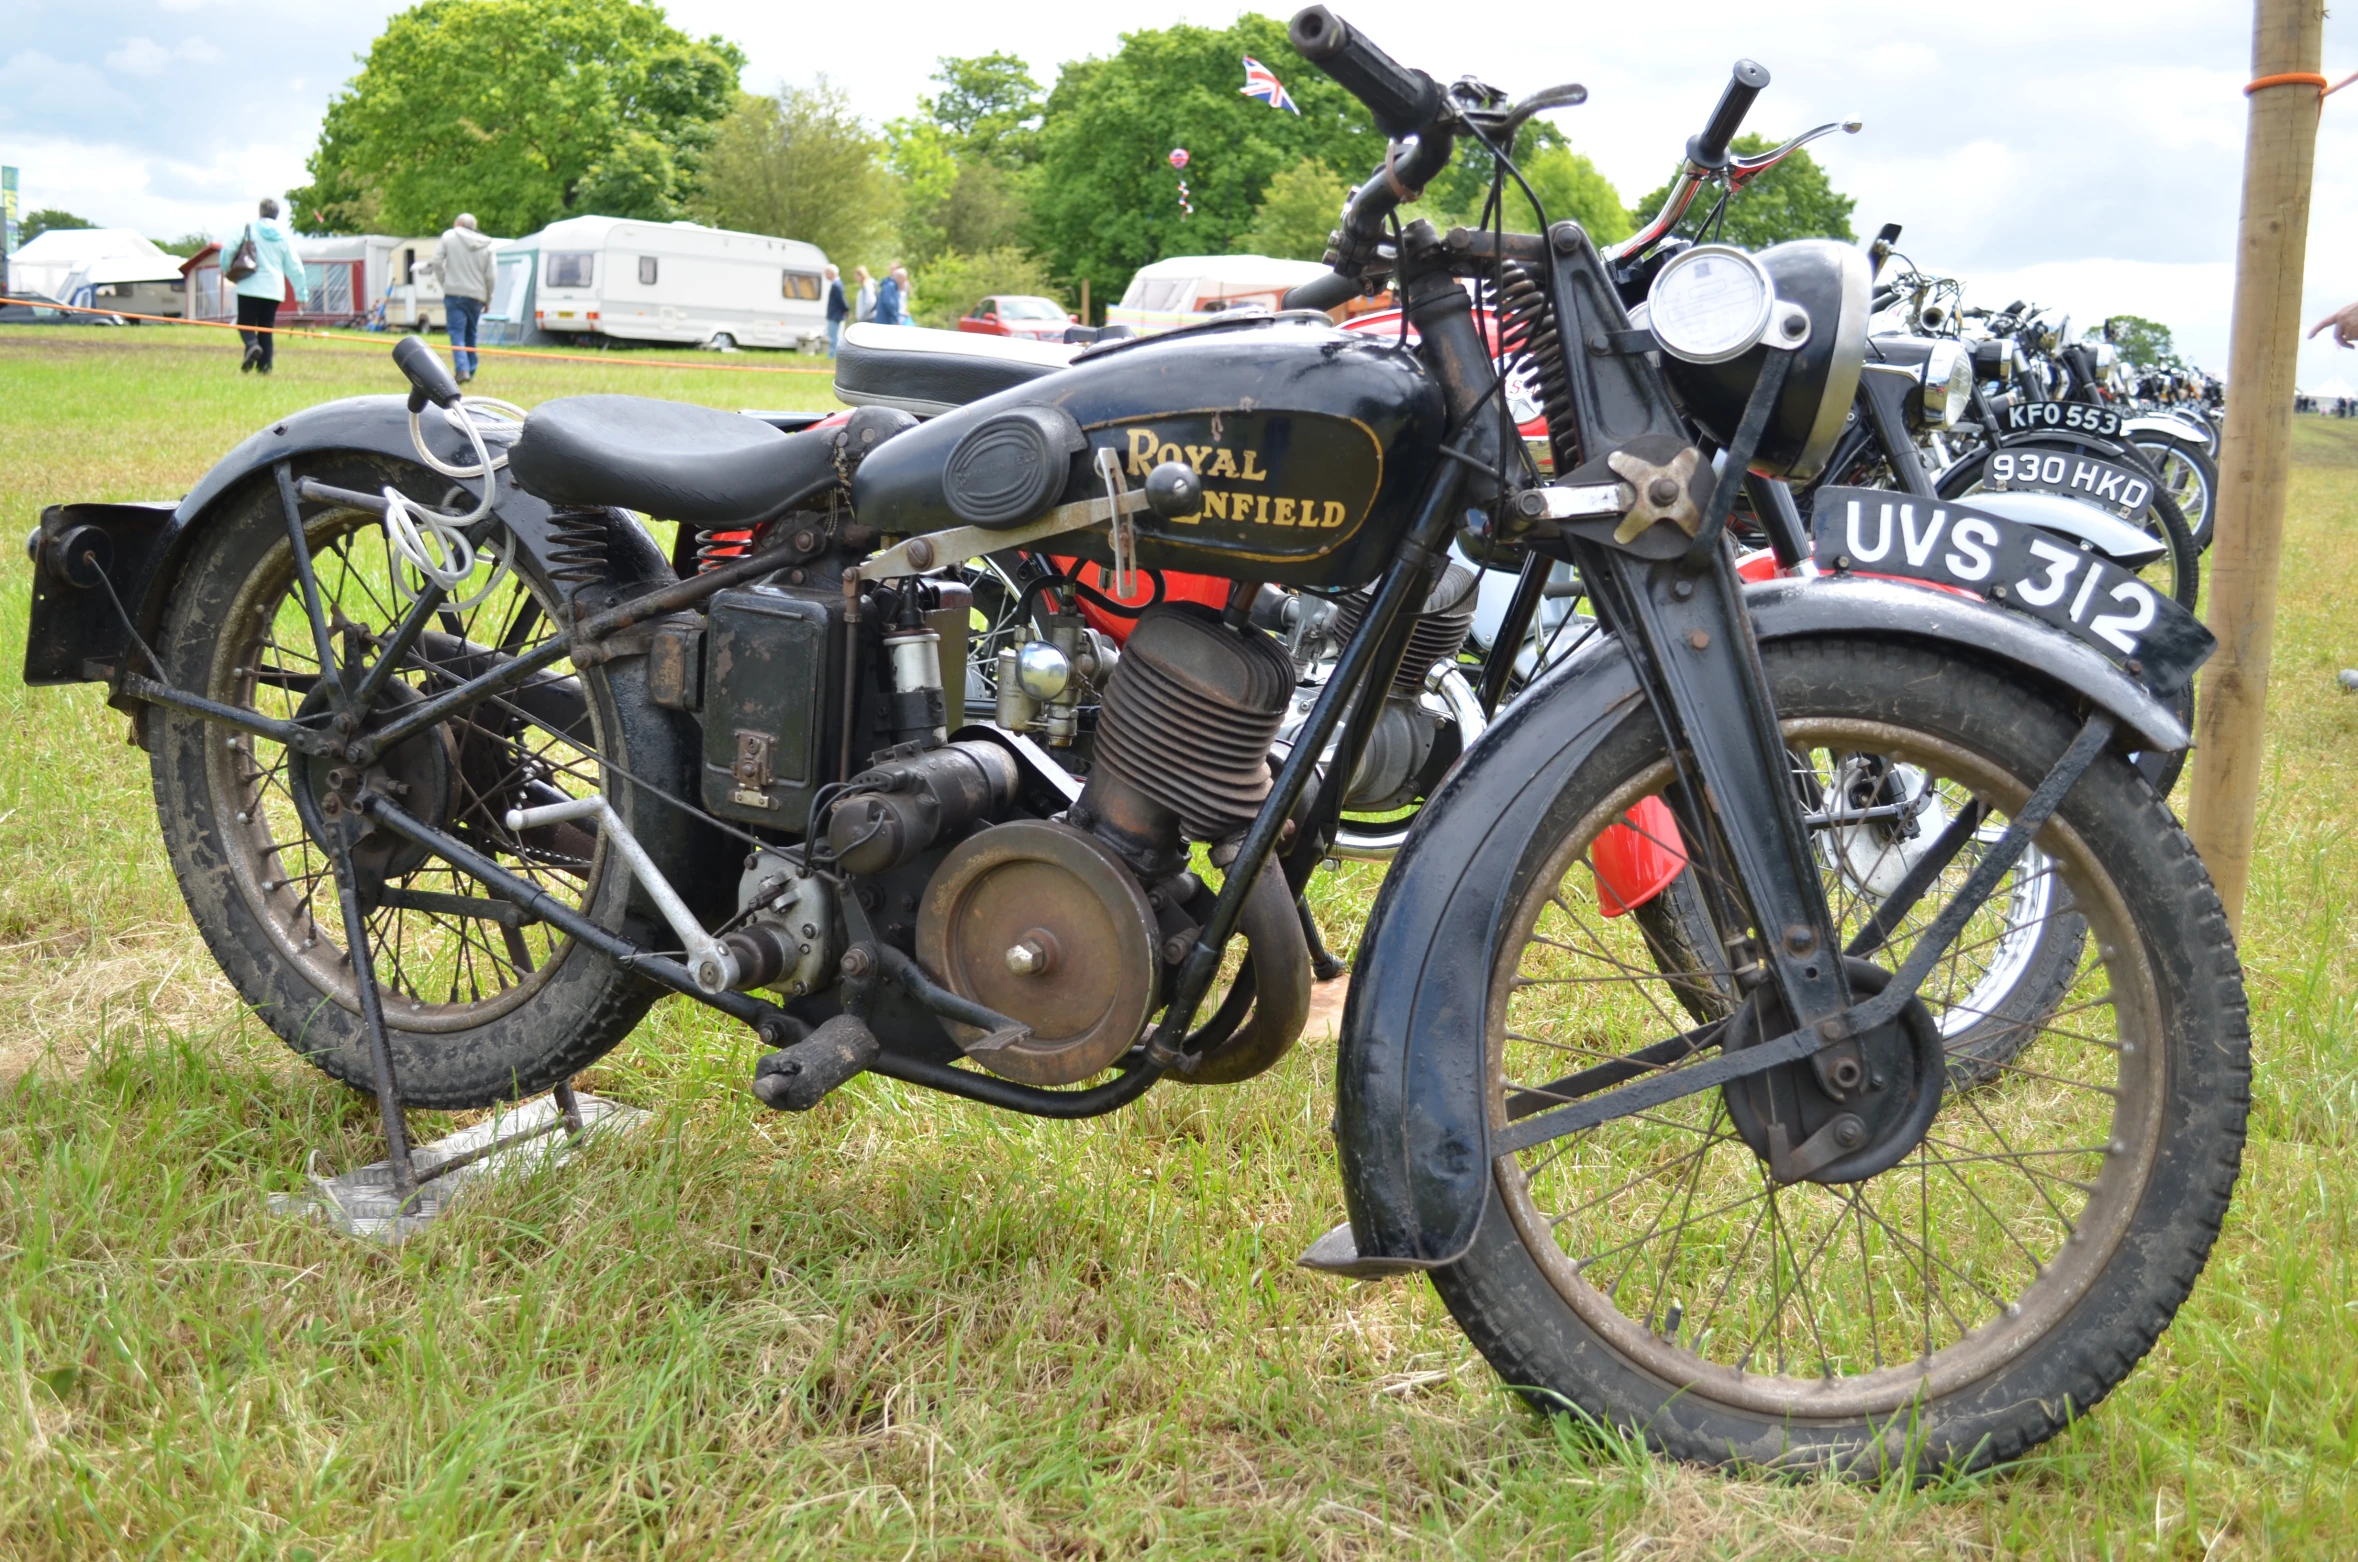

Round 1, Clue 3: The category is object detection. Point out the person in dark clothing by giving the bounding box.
[872,268,901,326]
[823,263,847,355]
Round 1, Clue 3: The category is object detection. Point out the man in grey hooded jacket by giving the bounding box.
[436,213,499,383]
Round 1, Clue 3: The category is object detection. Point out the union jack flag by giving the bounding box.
[1241,55,1301,114]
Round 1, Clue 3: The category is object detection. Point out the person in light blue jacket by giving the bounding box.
[229,197,308,375]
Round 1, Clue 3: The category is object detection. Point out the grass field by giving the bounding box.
[0,323,2354,1558]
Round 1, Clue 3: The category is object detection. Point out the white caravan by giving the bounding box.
[1106,254,1332,335]
[527,215,832,351]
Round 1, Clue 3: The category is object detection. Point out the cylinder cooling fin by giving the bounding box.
[1331,561,1478,695]
[1089,603,1296,845]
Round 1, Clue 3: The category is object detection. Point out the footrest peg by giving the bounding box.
[752,1014,881,1111]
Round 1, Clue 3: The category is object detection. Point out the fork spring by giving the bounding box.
[546,507,611,588]
[1495,262,1579,471]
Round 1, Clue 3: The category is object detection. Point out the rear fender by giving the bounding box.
[1332,573,2187,1271]
[24,394,673,687]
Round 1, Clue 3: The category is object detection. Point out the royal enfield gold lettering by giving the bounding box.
[1201,492,1228,520]
[1275,498,1298,526]
[1184,444,1214,471]
[1207,449,1240,480]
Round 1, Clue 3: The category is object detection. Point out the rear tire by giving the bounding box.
[1426,636,2248,1475]
[148,465,699,1108]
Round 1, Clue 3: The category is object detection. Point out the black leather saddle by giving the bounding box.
[833,324,1076,415]
[509,398,907,526]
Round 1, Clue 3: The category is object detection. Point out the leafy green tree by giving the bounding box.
[693,82,901,264]
[155,233,214,259]
[1628,133,1855,250]
[293,0,743,236]
[1026,16,1384,311]
[910,246,1066,329]
[21,209,95,244]
[1235,158,1349,261]
[1411,124,1631,245]
[2104,314,2179,368]
[929,54,1045,167]
[887,55,1046,264]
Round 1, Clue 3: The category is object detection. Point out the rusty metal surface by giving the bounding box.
[916,818,1159,1086]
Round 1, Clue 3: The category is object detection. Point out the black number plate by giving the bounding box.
[1812,486,2213,693]
[2002,401,2122,437]
[1981,447,2154,517]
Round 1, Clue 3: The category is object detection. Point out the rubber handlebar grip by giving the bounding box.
[1689,59,1771,169]
[393,333,464,412]
[1288,7,1443,138]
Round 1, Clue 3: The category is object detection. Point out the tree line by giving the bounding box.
[282,0,1859,325]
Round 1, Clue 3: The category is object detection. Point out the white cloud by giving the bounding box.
[106,37,173,75]
[105,34,223,75]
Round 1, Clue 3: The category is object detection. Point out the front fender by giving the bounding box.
[1332,573,2188,1271]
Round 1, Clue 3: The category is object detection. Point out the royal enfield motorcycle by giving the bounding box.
[23,8,2247,1474]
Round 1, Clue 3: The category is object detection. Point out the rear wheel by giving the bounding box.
[148,467,696,1108]
[1428,637,2248,1475]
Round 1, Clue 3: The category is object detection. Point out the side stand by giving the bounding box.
[281,810,602,1238]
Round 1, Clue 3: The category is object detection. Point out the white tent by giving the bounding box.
[2307,375,2356,400]
[10,228,184,310]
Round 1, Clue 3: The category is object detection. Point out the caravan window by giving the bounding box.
[638,256,658,285]
[1121,277,1188,312]
[545,251,595,289]
[782,271,821,301]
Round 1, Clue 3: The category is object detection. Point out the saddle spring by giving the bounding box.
[545,507,612,589]
[693,525,758,573]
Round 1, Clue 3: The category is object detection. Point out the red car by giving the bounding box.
[957,295,1077,341]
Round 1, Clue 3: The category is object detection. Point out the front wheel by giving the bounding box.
[2132,432,2218,550]
[1426,636,2248,1475]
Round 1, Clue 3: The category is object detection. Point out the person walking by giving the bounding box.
[854,265,878,327]
[823,263,847,355]
[891,263,915,326]
[436,213,499,384]
[872,265,901,326]
[229,197,307,375]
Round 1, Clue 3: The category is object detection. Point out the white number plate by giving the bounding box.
[1981,447,2154,517]
[2002,401,2123,437]
[1812,486,2212,692]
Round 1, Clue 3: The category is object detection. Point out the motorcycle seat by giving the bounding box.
[508,396,844,526]
[834,323,1078,416]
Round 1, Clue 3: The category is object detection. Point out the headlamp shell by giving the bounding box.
[1651,239,1871,482]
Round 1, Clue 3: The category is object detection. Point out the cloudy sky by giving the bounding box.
[8,0,2358,382]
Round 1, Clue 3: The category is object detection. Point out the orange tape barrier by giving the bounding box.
[0,294,839,375]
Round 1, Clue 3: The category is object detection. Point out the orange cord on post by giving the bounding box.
[0,294,839,375]
[2244,69,2358,104]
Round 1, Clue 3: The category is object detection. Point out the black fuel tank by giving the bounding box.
[850,318,1445,588]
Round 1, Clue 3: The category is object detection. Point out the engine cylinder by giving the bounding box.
[1330,561,1477,696]
[1072,602,1296,873]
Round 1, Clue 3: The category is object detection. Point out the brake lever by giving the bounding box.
[1725,116,1863,192]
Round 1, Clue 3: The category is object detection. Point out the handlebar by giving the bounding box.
[394,333,463,413]
[1288,6,1443,138]
[1689,59,1771,170]
[1284,271,1368,313]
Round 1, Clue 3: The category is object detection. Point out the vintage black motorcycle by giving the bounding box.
[24,9,2248,1474]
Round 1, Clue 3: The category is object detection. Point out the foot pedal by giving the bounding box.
[1296,1219,1432,1279]
[751,1014,880,1111]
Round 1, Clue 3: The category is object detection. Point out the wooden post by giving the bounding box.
[1080,277,1091,326]
[2188,0,2326,935]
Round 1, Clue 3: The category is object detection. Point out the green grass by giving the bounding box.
[1,326,2355,1556]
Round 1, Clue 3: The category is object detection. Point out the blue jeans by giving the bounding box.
[827,318,842,355]
[446,295,483,376]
